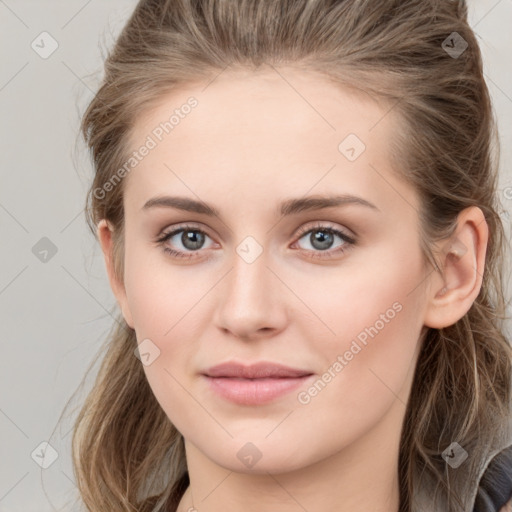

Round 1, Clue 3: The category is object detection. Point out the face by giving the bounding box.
[109,66,433,474]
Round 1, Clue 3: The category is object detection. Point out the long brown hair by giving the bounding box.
[67,1,512,510]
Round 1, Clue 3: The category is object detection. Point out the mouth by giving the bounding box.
[203,360,313,379]
[201,361,314,405]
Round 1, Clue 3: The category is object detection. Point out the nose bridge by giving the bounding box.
[226,238,272,311]
[214,234,286,338]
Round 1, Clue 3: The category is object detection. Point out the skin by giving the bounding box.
[98,65,488,512]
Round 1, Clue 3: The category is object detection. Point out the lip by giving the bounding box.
[201,361,314,405]
[203,361,313,379]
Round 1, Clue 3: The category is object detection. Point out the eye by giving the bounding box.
[292,222,356,259]
[155,224,215,260]
[155,222,356,260]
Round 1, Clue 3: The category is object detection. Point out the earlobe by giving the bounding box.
[423,207,488,329]
[97,219,134,329]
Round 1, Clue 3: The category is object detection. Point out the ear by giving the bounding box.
[97,219,134,329]
[423,206,489,329]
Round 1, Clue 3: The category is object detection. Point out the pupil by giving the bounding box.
[312,230,333,250]
[183,230,203,250]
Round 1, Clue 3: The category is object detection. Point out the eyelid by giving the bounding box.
[156,220,355,242]
[155,220,357,259]
[156,222,211,239]
[294,221,356,243]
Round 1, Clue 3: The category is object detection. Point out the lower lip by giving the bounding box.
[202,375,314,405]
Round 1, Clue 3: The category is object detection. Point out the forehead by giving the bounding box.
[130,65,389,150]
[124,66,416,217]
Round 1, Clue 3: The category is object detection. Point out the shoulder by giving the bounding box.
[473,445,512,512]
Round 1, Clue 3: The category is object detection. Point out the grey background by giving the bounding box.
[0,1,511,510]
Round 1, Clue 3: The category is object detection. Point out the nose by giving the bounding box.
[213,245,288,341]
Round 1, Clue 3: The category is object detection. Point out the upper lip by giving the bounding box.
[203,361,313,379]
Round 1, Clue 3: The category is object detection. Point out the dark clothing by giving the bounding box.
[474,445,512,512]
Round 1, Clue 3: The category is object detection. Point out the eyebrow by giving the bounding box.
[142,194,380,217]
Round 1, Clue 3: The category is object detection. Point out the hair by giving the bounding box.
[68,0,512,511]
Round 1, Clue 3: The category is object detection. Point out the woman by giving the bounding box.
[70,0,512,510]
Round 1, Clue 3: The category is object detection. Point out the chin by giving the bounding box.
[197,438,315,475]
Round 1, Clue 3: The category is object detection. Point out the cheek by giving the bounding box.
[123,248,211,433]
[123,236,209,338]
[301,249,426,416]
[122,245,217,419]
[284,291,425,461]
[293,239,425,344]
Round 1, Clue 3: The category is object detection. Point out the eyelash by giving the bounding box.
[155,222,357,261]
